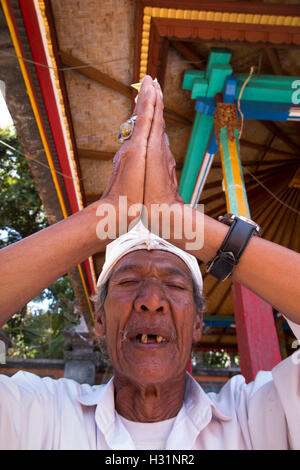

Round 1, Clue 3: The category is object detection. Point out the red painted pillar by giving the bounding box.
[186,356,193,375]
[232,281,282,383]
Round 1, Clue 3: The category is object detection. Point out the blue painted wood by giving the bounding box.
[223,75,237,104]
[195,97,215,115]
[191,133,218,208]
[195,97,291,121]
[237,100,290,120]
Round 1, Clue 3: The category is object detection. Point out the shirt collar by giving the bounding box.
[184,372,232,424]
[77,373,232,450]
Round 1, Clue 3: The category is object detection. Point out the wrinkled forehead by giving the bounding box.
[109,249,193,280]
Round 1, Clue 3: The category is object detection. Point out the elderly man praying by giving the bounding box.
[0,77,299,450]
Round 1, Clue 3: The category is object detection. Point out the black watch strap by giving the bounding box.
[206,218,257,281]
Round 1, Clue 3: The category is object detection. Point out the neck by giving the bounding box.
[113,371,186,422]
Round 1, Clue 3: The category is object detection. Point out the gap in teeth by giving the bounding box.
[139,334,166,344]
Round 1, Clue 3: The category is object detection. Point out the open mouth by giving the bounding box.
[135,333,168,344]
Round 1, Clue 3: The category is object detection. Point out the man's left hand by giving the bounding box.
[143,80,184,234]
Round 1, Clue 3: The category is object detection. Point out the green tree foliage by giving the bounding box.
[0,127,78,358]
[202,350,240,368]
[192,349,240,369]
[0,127,47,245]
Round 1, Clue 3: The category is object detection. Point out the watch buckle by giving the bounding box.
[206,250,237,275]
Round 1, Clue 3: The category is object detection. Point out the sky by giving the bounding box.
[0,88,14,128]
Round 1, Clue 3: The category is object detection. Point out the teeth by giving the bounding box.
[141,334,148,344]
[139,334,167,344]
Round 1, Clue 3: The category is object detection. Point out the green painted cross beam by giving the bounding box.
[180,47,300,204]
[179,48,232,204]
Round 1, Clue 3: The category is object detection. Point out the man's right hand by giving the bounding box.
[101,75,156,231]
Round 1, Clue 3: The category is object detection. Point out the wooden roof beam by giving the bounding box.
[251,188,287,222]
[198,171,287,207]
[286,192,300,252]
[259,121,300,155]
[77,148,115,161]
[259,188,295,241]
[59,50,132,98]
[211,158,299,169]
[174,142,299,172]
[206,167,293,218]
[265,47,284,75]
[275,189,299,247]
[240,139,299,159]
[171,41,206,70]
[59,50,191,127]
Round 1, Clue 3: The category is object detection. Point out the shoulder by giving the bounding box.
[0,370,108,449]
[207,369,274,414]
[0,370,98,406]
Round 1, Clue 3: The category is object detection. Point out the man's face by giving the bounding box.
[101,249,202,385]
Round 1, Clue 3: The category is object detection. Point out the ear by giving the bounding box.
[94,311,106,338]
[192,313,203,343]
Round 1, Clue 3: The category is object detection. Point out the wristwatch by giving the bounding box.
[206,213,262,281]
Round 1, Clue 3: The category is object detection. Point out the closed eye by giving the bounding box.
[166,284,186,290]
[118,280,140,285]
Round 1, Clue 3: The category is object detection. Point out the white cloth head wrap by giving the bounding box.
[97,220,202,293]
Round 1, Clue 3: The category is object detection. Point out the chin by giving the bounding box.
[119,359,187,386]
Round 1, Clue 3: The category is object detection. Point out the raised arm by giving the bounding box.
[144,80,300,324]
[0,76,156,324]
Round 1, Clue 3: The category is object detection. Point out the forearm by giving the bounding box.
[0,200,106,324]
[172,206,300,323]
[232,234,300,322]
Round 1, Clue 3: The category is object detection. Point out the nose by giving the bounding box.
[134,280,169,314]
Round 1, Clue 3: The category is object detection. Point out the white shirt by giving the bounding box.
[0,345,300,450]
[118,414,176,449]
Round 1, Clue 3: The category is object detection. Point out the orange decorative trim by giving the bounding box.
[138,5,300,81]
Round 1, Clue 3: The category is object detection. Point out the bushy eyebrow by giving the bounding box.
[111,264,144,276]
[111,263,191,280]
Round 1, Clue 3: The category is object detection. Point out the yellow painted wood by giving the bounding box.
[219,142,230,211]
[227,139,249,217]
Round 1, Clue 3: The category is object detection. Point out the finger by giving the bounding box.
[148,80,165,147]
[130,80,156,146]
[147,82,180,194]
[132,75,153,116]
[154,82,177,170]
[103,78,156,200]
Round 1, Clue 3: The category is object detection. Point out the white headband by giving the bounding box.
[97,220,203,293]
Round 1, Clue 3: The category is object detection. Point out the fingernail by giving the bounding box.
[158,84,163,99]
[155,79,163,98]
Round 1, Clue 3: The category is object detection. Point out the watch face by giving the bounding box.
[238,215,257,227]
[219,213,262,235]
